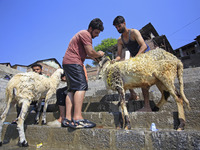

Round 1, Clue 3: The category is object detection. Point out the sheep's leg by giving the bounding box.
[153,83,170,111]
[155,74,186,130]
[116,86,131,130]
[17,100,30,147]
[41,101,47,125]
[175,97,185,130]
[0,97,12,146]
[34,99,42,124]
[41,91,53,125]
[177,62,190,109]
[167,89,186,130]
[154,91,170,111]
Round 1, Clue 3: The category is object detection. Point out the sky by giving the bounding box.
[0,0,200,67]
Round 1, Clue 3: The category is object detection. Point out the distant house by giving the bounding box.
[27,58,62,76]
[1,58,62,78]
[140,23,173,53]
[85,64,92,69]
[12,64,28,72]
[174,35,200,68]
[0,63,12,68]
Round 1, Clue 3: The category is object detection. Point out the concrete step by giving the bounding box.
[182,67,200,76]
[84,90,200,112]
[5,111,200,130]
[1,124,200,150]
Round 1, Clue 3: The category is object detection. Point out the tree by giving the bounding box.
[93,38,117,65]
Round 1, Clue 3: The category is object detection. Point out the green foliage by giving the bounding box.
[93,38,117,65]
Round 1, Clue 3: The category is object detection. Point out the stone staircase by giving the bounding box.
[1,67,200,150]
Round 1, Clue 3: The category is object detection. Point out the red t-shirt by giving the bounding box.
[62,30,92,66]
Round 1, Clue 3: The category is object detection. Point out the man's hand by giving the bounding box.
[98,51,105,57]
[111,59,117,64]
[91,57,97,62]
[111,56,121,64]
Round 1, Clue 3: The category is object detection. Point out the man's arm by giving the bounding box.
[114,38,123,62]
[84,45,104,58]
[85,56,97,62]
[131,29,147,57]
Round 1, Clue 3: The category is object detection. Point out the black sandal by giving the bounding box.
[61,118,72,127]
[69,119,96,129]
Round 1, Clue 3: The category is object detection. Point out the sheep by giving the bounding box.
[0,68,64,147]
[97,48,190,131]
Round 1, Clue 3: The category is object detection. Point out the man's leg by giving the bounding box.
[129,89,139,100]
[73,91,85,121]
[47,105,66,127]
[57,105,65,122]
[47,86,68,127]
[65,92,74,120]
[137,87,152,112]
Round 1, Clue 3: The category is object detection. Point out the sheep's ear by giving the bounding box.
[95,56,104,63]
[95,57,101,63]
[106,56,111,60]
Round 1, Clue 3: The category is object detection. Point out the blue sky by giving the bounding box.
[0,0,200,67]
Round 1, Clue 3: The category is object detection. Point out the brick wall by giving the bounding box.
[145,39,158,50]
[86,66,98,80]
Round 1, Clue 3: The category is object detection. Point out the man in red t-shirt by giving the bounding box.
[62,18,104,128]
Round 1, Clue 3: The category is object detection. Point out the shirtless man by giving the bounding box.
[113,16,151,112]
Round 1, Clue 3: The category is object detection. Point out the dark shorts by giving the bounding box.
[63,64,88,92]
[56,86,68,106]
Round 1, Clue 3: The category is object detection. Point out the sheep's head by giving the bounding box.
[51,69,64,80]
[96,55,111,79]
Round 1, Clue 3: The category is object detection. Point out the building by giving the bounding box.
[174,35,200,68]
[12,64,28,72]
[1,58,62,77]
[0,63,12,68]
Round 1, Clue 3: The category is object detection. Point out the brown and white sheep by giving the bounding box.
[0,68,63,147]
[97,48,190,130]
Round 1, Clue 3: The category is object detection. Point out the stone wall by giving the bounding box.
[181,52,200,68]
[0,65,23,111]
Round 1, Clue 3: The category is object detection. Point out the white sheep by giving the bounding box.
[0,68,63,147]
[97,48,190,130]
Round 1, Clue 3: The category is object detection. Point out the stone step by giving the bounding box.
[1,70,199,110]
[5,80,200,115]
[182,67,200,75]
[83,89,200,112]
[5,111,200,130]
[1,124,200,150]
[6,92,199,115]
